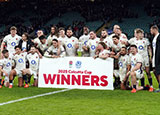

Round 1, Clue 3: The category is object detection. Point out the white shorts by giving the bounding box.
[143,55,149,67]
[29,69,38,79]
[135,69,143,79]
[114,70,126,82]
[14,69,23,77]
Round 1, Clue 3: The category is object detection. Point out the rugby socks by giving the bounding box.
[133,85,136,89]
[9,80,13,85]
[0,79,2,85]
[148,78,153,87]
[23,75,28,84]
[141,78,144,87]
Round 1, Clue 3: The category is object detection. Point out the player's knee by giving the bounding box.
[130,71,135,77]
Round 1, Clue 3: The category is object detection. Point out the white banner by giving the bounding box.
[38,57,114,90]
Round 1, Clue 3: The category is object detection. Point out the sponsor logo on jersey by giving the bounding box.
[31,60,36,65]
[67,43,72,48]
[6,62,11,67]
[138,45,144,50]
[119,62,123,67]
[91,45,96,50]
[18,58,24,63]
[11,42,16,46]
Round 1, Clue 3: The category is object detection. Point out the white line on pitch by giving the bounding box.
[0,88,72,106]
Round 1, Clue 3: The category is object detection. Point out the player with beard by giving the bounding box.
[63,28,79,56]
[83,31,100,57]
[79,27,90,57]
[47,26,58,47]
[100,29,112,49]
[0,50,13,88]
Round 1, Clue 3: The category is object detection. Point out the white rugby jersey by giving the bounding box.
[103,37,113,48]
[34,37,41,46]
[44,45,65,58]
[27,53,39,71]
[128,37,136,45]
[47,35,57,47]
[130,53,143,71]
[58,35,67,45]
[111,42,123,52]
[0,57,13,73]
[13,52,27,70]
[37,42,49,53]
[118,55,129,74]
[99,49,110,57]
[79,34,90,46]
[87,38,100,57]
[135,38,150,57]
[109,33,128,43]
[63,36,78,56]
[3,34,21,55]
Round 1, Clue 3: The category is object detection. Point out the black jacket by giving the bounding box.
[18,39,34,52]
[155,34,160,76]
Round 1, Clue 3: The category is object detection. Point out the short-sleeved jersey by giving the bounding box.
[37,42,49,54]
[99,49,110,57]
[87,38,100,57]
[130,53,143,71]
[3,34,21,55]
[103,37,113,48]
[135,38,150,57]
[58,36,67,45]
[0,57,13,72]
[118,55,129,73]
[111,42,124,52]
[13,52,27,70]
[34,37,41,46]
[63,36,79,56]
[79,34,90,46]
[47,35,57,47]
[27,53,39,71]
[44,45,65,58]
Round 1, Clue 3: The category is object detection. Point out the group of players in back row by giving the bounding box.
[0,25,159,93]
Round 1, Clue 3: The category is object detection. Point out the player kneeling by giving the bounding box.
[9,46,27,88]
[127,45,144,93]
[22,46,42,87]
[0,50,13,88]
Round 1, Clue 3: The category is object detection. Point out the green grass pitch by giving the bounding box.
[0,72,160,115]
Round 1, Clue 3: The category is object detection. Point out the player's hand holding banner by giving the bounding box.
[39,57,114,90]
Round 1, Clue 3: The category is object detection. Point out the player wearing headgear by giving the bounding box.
[44,39,66,58]
[63,28,79,56]
[1,26,21,58]
[83,31,100,57]
[0,50,13,88]
[9,46,27,88]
